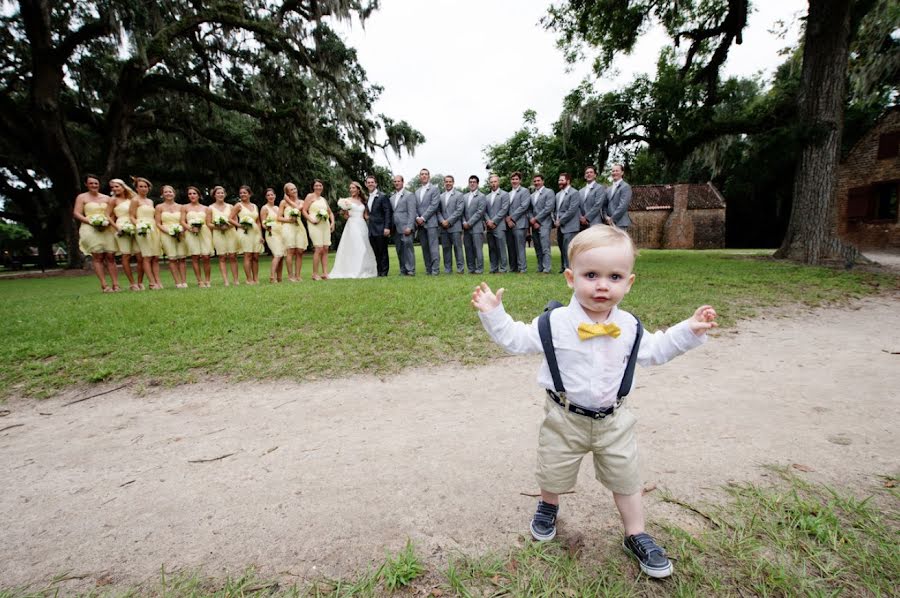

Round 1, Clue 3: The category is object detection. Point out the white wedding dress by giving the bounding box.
[329,201,377,279]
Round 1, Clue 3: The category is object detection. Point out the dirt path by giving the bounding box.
[2,294,899,591]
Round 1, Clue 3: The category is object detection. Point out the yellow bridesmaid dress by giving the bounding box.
[134,202,161,257]
[306,197,331,247]
[280,199,309,251]
[159,210,186,259]
[112,199,136,254]
[78,200,115,254]
[236,203,264,254]
[262,205,284,257]
[184,208,213,256]
[210,203,237,256]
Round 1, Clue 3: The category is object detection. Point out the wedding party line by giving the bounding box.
[72,165,633,292]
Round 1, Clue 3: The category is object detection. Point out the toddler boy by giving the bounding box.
[471,225,717,578]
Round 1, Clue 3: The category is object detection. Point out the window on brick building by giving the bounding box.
[846,182,899,221]
[874,181,898,220]
[877,132,900,159]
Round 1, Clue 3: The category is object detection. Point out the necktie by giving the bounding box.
[577,321,621,341]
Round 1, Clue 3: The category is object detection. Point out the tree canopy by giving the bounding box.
[1,0,423,266]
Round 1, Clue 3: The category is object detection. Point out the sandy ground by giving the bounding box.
[2,294,899,592]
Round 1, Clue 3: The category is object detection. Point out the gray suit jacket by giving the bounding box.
[415,184,441,228]
[606,181,632,228]
[462,192,487,233]
[439,190,465,233]
[531,187,555,226]
[581,183,607,225]
[556,186,582,234]
[391,190,417,233]
[507,187,531,230]
[484,189,510,231]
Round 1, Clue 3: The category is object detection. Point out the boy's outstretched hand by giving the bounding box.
[471,282,505,313]
[689,305,718,336]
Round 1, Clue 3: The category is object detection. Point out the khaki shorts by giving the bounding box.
[535,397,641,495]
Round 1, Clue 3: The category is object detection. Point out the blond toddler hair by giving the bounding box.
[567,225,638,268]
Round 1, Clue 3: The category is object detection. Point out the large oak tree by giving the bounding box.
[1,0,422,267]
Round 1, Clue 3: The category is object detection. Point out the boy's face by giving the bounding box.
[564,243,636,321]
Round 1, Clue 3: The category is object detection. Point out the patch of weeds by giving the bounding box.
[379,539,425,592]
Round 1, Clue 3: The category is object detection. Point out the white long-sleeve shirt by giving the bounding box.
[478,295,707,410]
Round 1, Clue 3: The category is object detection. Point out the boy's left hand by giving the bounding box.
[689,305,718,336]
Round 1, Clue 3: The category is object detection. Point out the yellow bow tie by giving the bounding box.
[577,321,621,340]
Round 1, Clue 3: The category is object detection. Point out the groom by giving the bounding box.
[365,175,392,277]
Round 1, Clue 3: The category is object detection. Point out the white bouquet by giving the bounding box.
[89,215,109,229]
[337,197,353,211]
[117,222,136,237]
[187,215,205,234]
[136,222,153,236]
[169,223,184,238]
[314,208,329,224]
[286,207,301,223]
[238,214,255,234]
[264,217,276,232]
[213,215,229,229]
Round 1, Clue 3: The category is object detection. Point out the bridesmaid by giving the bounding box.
[181,186,213,288]
[129,177,163,289]
[230,185,263,285]
[109,178,144,291]
[72,173,118,292]
[207,185,239,286]
[301,179,334,280]
[260,187,284,283]
[155,185,188,288]
[277,182,308,282]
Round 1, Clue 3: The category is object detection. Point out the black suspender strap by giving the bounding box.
[616,316,643,399]
[537,301,565,395]
[538,302,644,406]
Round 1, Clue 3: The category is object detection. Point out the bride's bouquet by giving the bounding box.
[136,222,153,236]
[286,207,301,223]
[337,197,353,211]
[168,223,184,239]
[213,215,229,230]
[89,215,109,230]
[238,214,255,234]
[117,222,136,237]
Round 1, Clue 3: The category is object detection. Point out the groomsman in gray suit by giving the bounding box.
[504,171,531,273]
[529,174,554,274]
[604,163,633,229]
[484,174,510,273]
[554,172,581,272]
[438,175,465,274]
[462,175,487,274]
[579,165,607,228]
[391,174,417,275]
[414,168,441,275]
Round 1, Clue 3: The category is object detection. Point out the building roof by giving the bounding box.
[629,183,726,211]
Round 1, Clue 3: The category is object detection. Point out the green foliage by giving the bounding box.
[0,0,422,265]
[0,249,892,400]
[379,540,425,591]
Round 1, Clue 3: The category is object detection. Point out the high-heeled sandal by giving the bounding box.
[130,284,141,291]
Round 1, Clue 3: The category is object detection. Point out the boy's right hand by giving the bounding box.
[471,282,504,313]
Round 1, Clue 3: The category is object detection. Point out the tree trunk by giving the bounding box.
[774,0,859,264]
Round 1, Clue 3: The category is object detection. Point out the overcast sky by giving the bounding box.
[337,0,806,183]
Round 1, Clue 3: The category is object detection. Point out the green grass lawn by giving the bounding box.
[0,248,893,399]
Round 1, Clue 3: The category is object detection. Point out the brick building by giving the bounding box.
[627,183,727,249]
[837,106,900,248]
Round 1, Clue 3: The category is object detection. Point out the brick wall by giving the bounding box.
[836,108,900,248]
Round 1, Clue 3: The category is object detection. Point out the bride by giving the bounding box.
[329,181,378,279]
